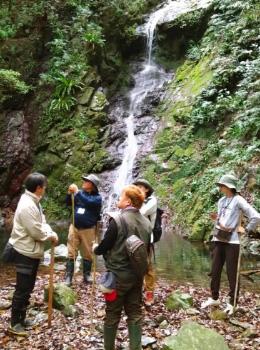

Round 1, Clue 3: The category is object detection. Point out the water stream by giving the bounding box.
[102,0,214,212]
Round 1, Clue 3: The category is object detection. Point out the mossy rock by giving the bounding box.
[44,284,77,310]
[166,290,193,310]
[162,322,229,350]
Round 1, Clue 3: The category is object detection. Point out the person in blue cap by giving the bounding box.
[64,174,102,285]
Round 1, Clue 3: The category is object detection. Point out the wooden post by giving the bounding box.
[71,194,77,282]
[90,221,100,336]
[48,242,55,328]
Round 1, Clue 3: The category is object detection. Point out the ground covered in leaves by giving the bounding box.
[0,265,259,350]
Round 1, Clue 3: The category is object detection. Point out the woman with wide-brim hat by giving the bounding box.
[201,173,260,314]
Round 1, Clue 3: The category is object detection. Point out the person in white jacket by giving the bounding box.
[201,173,260,315]
[8,173,58,336]
[134,179,157,306]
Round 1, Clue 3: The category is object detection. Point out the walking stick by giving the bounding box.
[48,241,55,328]
[234,212,243,310]
[90,221,100,336]
[72,194,76,281]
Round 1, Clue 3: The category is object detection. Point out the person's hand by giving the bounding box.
[209,212,218,220]
[237,226,246,234]
[68,184,78,194]
[92,243,98,253]
[50,232,58,244]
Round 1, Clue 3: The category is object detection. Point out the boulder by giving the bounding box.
[166,290,193,310]
[78,87,95,105]
[162,322,229,350]
[44,284,77,310]
[209,310,228,321]
[44,243,68,261]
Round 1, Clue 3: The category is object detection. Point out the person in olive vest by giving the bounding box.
[8,173,58,337]
[65,174,101,285]
[92,185,152,350]
[133,179,157,306]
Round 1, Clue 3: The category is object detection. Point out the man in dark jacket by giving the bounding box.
[65,174,101,285]
[93,185,152,350]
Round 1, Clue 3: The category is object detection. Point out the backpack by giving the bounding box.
[153,207,164,243]
[119,215,149,279]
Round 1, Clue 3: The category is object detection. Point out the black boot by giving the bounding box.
[64,259,74,286]
[83,260,92,283]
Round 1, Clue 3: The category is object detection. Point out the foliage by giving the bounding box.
[0,69,30,105]
[141,0,260,238]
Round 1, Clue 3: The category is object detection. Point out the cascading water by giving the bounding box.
[102,0,213,212]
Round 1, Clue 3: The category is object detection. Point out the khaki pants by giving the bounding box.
[67,225,95,260]
[104,277,143,328]
[144,244,155,292]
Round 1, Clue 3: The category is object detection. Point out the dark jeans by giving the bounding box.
[104,277,143,328]
[210,242,240,305]
[11,251,40,326]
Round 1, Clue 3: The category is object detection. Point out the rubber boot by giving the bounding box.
[128,324,142,350]
[64,259,74,286]
[104,325,117,350]
[83,259,92,283]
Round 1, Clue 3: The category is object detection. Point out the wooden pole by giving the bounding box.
[48,241,55,328]
[90,221,100,336]
[234,212,243,310]
[72,194,76,281]
[234,234,242,310]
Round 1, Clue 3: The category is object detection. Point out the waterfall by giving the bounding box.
[103,0,213,212]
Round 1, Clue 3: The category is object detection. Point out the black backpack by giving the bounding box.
[119,215,149,279]
[153,207,164,243]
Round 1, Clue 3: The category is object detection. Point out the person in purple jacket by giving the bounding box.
[64,174,102,285]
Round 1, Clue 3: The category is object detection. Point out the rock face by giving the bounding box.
[166,290,193,311]
[163,322,229,350]
[44,284,77,311]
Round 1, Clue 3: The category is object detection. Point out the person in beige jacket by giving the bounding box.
[8,172,58,336]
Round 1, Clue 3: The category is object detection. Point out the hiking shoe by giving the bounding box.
[201,298,220,309]
[224,303,235,315]
[22,318,39,328]
[8,323,28,337]
[145,291,154,306]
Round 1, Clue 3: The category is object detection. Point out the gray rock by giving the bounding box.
[166,290,193,310]
[7,290,14,300]
[62,305,81,317]
[240,328,258,339]
[229,319,253,329]
[95,324,104,333]
[162,322,229,350]
[35,312,48,323]
[154,314,168,325]
[0,300,11,309]
[142,336,157,347]
[159,320,168,329]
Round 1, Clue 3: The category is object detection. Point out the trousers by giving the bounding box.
[144,244,155,292]
[210,241,240,305]
[11,251,40,325]
[67,224,95,260]
[104,277,143,328]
